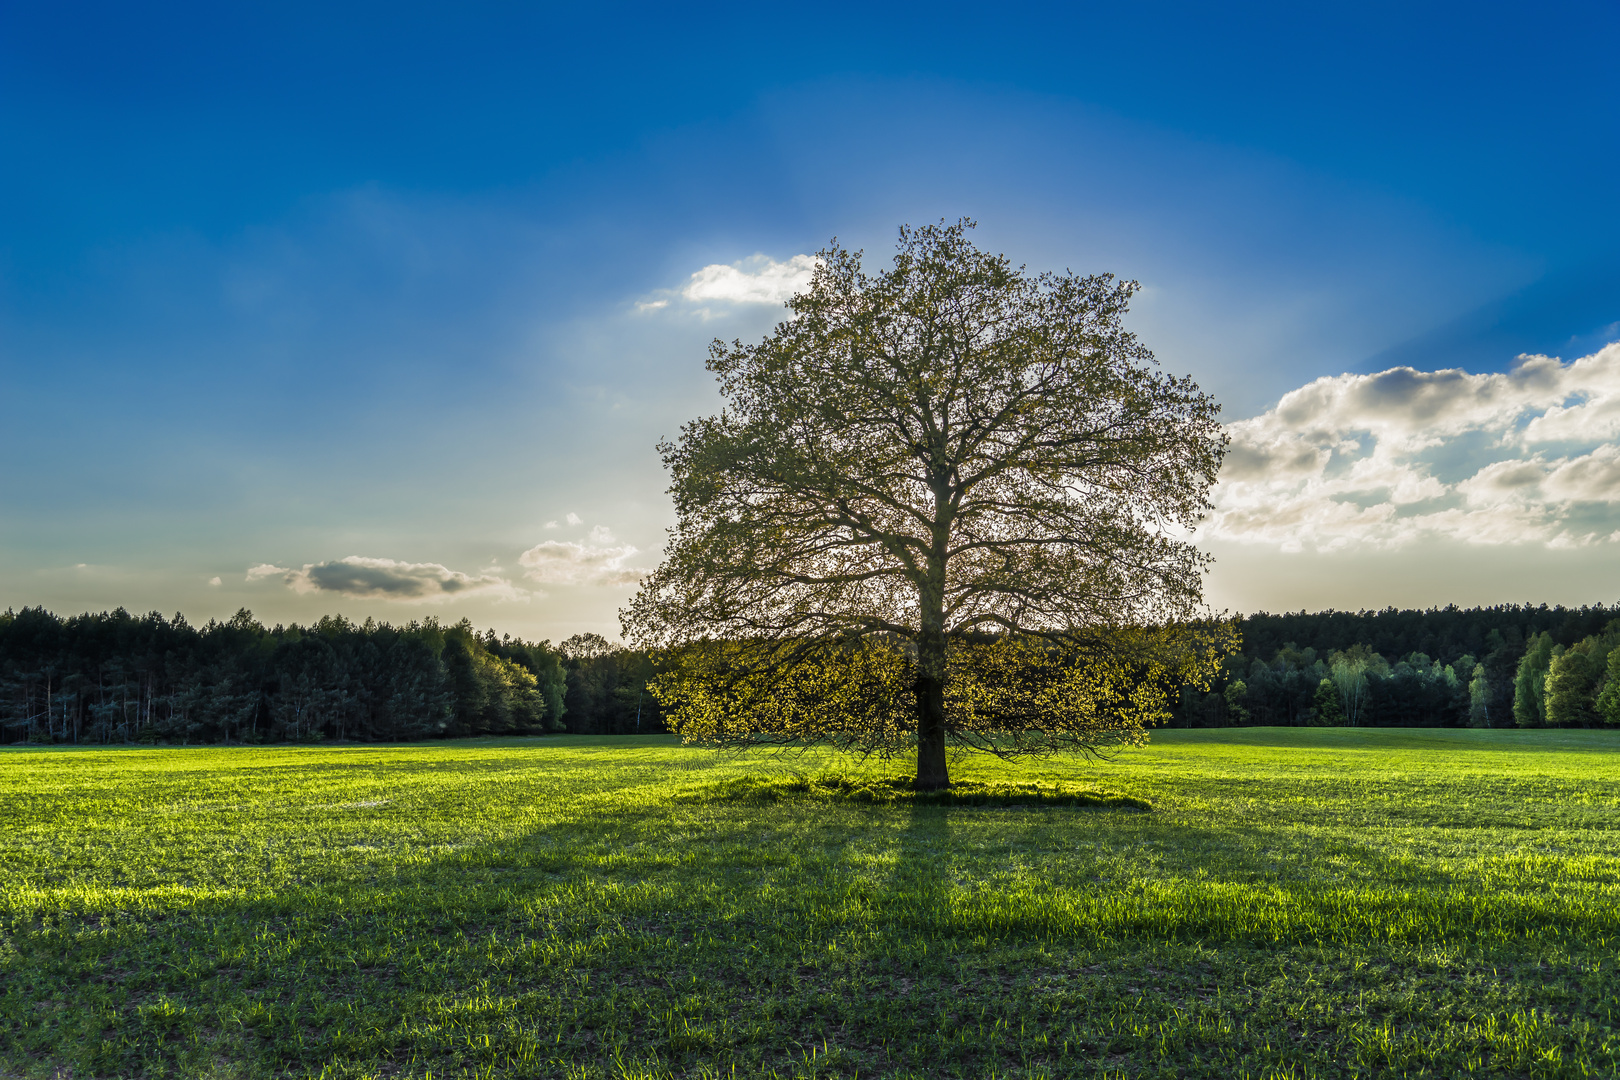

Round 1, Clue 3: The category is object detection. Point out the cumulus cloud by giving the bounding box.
[638,254,818,313]
[518,535,650,587]
[1204,341,1620,550]
[683,254,817,304]
[246,556,521,601]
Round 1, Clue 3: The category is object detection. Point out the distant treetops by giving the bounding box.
[0,606,663,746]
[1513,626,1620,728]
[1177,604,1620,729]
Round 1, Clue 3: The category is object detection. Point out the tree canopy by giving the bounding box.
[623,221,1230,787]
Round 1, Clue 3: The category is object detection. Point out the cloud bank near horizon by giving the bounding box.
[245,557,522,601]
[243,516,652,609]
[1206,341,1620,552]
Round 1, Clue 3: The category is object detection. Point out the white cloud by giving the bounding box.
[1455,457,1547,507]
[543,520,559,529]
[1204,340,1620,550]
[565,512,582,526]
[208,576,222,586]
[682,254,817,304]
[1543,444,1620,504]
[246,556,522,601]
[518,536,649,587]
[637,254,819,314]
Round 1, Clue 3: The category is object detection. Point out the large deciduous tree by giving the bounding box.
[623,221,1230,788]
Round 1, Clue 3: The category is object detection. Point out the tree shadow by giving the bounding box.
[883,802,954,934]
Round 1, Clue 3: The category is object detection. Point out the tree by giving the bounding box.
[1328,646,1382,726]
[1597,646,1620,727]
[1224,679,1250,724]
[1468,664,1491,727]
[1313,678,1344,724]
[1545,644,1600,727]
[623,220,1230,788]
[560,633,617,663]
[1513,633,1557,727]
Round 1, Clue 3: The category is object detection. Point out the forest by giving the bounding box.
[8,602,1620,745]
[1174,602,1620,729]
[0,607,663,745]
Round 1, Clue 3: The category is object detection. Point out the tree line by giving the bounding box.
[0,607,664,745]
[1173,603,1620,728]
[10,601,1619,745]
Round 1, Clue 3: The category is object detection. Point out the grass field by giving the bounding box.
[5,729,1620,1079]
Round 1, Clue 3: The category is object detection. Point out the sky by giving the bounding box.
[2,1,1619,641]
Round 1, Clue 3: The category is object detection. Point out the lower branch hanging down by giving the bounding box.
[648,622,1236,761]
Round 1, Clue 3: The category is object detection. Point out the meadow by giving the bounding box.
[4,729,1620,1079]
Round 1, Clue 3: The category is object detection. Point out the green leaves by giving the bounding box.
[648,624,1235,761]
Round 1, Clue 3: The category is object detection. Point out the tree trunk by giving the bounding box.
[914,626,949,790]
[916,495,952,790]
[914,661,949,789]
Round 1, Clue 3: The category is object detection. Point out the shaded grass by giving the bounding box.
[686,772,1152,810]
[3,730,1620,1078]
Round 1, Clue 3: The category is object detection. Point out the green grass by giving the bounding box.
[687,773,1152,810]
[4,728,1620,1079]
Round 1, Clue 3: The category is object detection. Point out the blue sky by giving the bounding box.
[3,2,1618,639]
